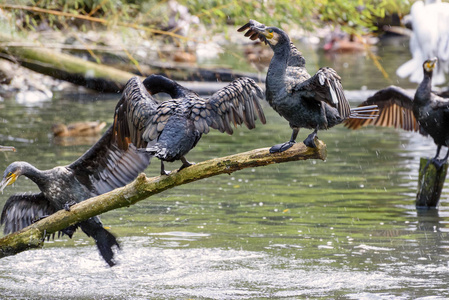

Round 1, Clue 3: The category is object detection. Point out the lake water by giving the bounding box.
[0,36,449,299]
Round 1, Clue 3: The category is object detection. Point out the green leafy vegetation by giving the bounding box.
[2,0,411,37]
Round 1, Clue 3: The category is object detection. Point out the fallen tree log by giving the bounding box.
[0,33,133,92]
[0,33,262,94]
[0,140,326,258]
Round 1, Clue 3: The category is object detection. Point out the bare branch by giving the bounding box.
[0,141,326,258]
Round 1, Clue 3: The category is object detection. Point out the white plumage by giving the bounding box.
[396,0,449,86]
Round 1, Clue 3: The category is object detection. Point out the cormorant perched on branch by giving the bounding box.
[0,121,152,266]
[113,75,266,175]
[345,58,449,167]
[238,20,378,152]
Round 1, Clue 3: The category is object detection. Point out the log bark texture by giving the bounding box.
[416,157,448,208]
[0,141,327,258]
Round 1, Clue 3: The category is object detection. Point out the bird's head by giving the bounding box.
[423,58,437,73]
[238,20,289,49]
[0,162,23,192]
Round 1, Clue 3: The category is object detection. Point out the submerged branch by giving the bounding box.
[0,141,327,258]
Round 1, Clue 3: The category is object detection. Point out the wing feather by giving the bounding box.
[113,76,158,150]
[344,86,419,132]
[141,100,179,142]
[188,77,266,135]
[69,125,151,195]
[1,193,55,234]
[293,67,351,119]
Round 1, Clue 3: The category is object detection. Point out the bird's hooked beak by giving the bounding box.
[424,58,437,72]
[0,172,17,192]
[238,20,274,44]
[251,21,274,40]
[261,28,274,40]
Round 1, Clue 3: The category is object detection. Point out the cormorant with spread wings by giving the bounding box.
[238,20,377,152]
[345,58,449,167]
[113,75,266,175]
[0,123,152,266]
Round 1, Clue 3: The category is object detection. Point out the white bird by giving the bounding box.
[396,0,449,86]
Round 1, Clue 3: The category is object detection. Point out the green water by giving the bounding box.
[0,40,448,299]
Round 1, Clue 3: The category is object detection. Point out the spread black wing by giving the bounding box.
[113,76,159,150]
[187,77,266,135]
[344,85,420,132]
[132,77,266,144]
[1,193,55,234]
[291,67,351,119]
[68,77,155,195]
[69,125,152,196]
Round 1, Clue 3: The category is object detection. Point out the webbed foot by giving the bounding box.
[179,157,194,171]
[430,157,448,170]
[269,141,295,153]
[161,169,171,176]
[303,132,318,148]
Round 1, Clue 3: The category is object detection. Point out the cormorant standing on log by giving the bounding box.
[113,75,266,175]
[238,20,378,152]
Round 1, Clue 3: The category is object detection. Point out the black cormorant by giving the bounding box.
[0,94,153,266]
[238,20,378,152]
[345,58,449,167]
[113,75,266,175]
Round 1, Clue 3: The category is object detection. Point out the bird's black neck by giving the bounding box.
[143,75,186,99]
[19,162,48,188]
[266,39,290,101]
[415,70,433,104]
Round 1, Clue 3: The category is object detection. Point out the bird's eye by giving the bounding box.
[267,29,273,33]
[7,172,12,177]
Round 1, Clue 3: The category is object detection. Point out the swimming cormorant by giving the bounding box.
[345,58,449,167]
[0,97,153,266]
[238,20,378,152]
[113,75,266,175]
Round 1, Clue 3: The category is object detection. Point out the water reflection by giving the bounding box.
[0,39,448,299]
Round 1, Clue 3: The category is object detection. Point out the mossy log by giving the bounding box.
[0,141,327,258]
[416,157,448,208]
[0,33,135,92]
[0,33,261,94]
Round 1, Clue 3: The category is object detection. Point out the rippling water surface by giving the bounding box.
[0,39,448,299]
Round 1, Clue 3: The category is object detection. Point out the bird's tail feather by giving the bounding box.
[80,219,120,267]
[138,145,170,160]
[350,105,379,119]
